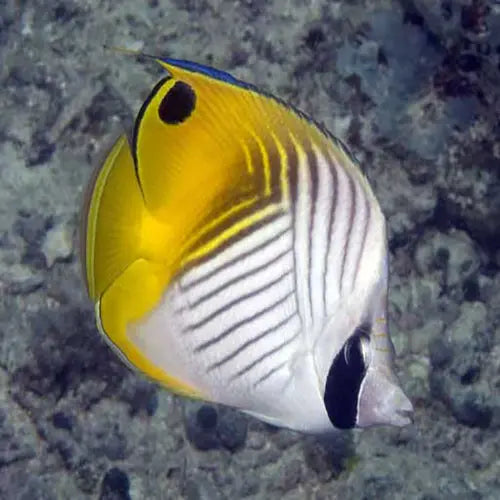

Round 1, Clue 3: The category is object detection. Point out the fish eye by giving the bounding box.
[158,81,196,125]
[323,323,371,429]
[343,324,371,367]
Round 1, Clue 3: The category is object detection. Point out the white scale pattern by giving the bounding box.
[173,136,374,387]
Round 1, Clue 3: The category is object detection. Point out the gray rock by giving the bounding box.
[429,335,454,370]
[375,163,437,248]
[99,467,131,500]
[73,459,103,494]
[13,211,52,269]
[184,402,248,452]
[41,218,74,268]
[184,474,221,500]
[216,408,248,452]
[271,428,300,451]
[14,211,51,249]
[302,433,355,481]
[236,475,260,497]
[13,476,58,500]
[51,411,74,431]
[0,369,38,470]
[414,229,482,299]
[412,0,500,50]
[272,456,303,493]
[409,0,463,45]
[441,154,500,246]
[336,8,472,162]
[429,301,495,428]
[90,421,128,461]
[0,407,36,467]
[17,306,125,401]
[450,386,492,428]
[27,135,56,167]
[117,378,158,417]
[3,264,44,294]
[184,402,220,451]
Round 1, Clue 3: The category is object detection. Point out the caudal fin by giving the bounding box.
[81,134,146,301]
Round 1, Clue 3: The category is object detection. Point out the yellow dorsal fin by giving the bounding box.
[131,58,335,267]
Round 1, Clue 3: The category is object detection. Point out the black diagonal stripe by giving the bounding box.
[193,290,294,352]
[207,312,297,372]
[339,175,356,293]
[253,360,288,388]
[323,149,338,310]
[264,131,285,205]
[132,76,171,195]
[231,330,300,380]
[286,134,299,206]
[187,246,292,309]
[185,121,286,261]
[186,269,292,331]
[351,193,371,291]
[306,143,318,321]
[283,134,303,327]
[183,209,285,276]
[245,128,271,195]
[180,224,290,292]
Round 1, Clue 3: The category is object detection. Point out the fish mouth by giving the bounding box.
[356,366,414,428]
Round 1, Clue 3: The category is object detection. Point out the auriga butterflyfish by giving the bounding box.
[81,55,413,433]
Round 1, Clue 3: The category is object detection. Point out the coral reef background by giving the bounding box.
[0,0,499,498]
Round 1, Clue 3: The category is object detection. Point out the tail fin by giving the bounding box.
[82,134,147,301]
[81,134,200,398]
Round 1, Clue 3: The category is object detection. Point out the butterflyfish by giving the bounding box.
[81,56,413,433]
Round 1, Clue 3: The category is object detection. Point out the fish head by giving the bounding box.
[355,352,414,428]
[315,259,413,431]
[354,273,413,429]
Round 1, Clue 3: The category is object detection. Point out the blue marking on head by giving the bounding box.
[161,57,256,91]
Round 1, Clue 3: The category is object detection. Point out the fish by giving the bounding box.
[80,55,413,433]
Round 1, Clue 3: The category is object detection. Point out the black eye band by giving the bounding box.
[323,323,371,429]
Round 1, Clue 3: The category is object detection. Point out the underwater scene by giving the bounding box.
[0,0,499,498]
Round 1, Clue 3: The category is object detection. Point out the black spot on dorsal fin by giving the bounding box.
[158,81,196,125]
